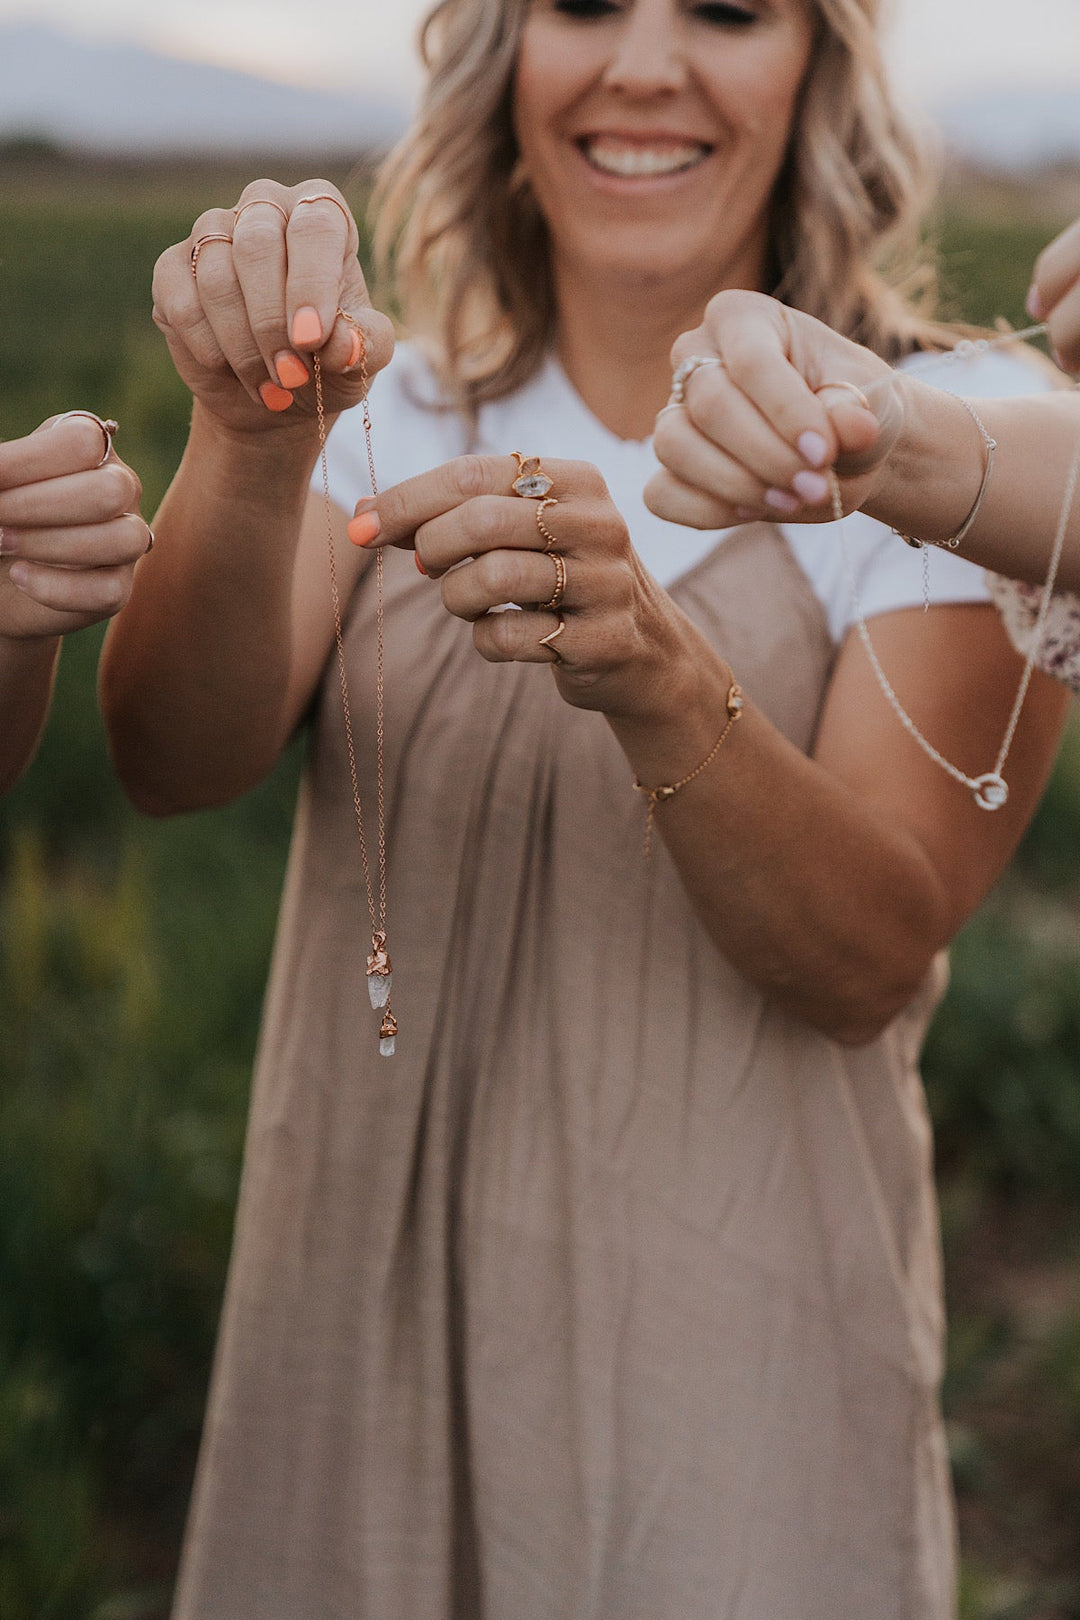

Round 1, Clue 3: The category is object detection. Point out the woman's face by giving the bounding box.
[513,0,816,302]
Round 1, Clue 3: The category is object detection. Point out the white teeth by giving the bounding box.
[583,140,708,178]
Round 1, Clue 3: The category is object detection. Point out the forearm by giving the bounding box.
[0,635,60,796]
[607,635,952,1045]
[866,380,1080,589]
[100,404,324,813]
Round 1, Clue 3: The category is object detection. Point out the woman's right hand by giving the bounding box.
[152,178,395,435]
[1030,217,1080,374]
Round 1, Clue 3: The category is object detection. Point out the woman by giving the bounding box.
[102,1,1068,1614]
[0,411,147,796]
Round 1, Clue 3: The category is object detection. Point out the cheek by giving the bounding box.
[512,19,593,169]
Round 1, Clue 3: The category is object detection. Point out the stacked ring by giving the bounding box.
[190,233,234,277]
[538,553,567,614]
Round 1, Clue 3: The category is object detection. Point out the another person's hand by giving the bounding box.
[645,290,903,530]
[152,179,395,436]
[0,413,147,640]
[1029,218,1080,375]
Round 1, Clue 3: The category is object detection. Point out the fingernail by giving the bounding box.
[348,512,382,547]
[259,381,294,412]
[792,470,830,505]
[764,488,801,515]
[291,307,323,347]
[345,329,364,371]
[275,351,310,389]
[8,561,28,588]
[1026,285,1043,321]
[797,430,830,468]
[415,552,427,576]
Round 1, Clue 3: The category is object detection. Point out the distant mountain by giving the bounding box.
[932,86,1080,168]
[0,22,408,154]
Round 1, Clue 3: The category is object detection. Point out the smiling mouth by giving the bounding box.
[578,136,713,179]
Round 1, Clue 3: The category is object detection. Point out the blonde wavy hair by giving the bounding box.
[373,0,951,415]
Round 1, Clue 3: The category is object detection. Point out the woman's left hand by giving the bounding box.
[0,413,148,640]
[351,455,699,722]
[646,290,904,530]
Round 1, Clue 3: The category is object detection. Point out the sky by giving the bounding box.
[0,0,1078,108]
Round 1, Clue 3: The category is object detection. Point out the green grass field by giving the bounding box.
[1,144,1079,1619]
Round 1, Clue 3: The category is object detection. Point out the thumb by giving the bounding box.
[820,375,903,478]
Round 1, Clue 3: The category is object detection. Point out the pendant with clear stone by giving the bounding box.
[367,931,393,1009]
[972,772,1009,811]
[513,472,554,499]
[379,1009,398,1059]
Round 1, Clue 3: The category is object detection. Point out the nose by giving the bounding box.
[601,0,689,97]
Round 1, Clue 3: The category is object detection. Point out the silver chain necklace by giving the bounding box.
[834,324,1080,812]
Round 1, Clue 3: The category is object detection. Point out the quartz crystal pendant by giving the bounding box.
[972,772,1009,811]
[512,457,554,500]
[367,932,393,1009]
[379,1009,398,1059]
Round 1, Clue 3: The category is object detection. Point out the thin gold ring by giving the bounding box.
[511,452,555,501]
[51,411,119,467]
[815,379,872,411]
[535,497,560,553]
[234,198,289,228]
[538,614,566,661]
[293,194,354,233]
[190,233,234,278]
[538,552,567,614]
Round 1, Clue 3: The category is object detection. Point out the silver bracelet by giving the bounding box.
[893,395,997,551]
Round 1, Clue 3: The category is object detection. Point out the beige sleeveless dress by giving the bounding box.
[172,520,956,1620]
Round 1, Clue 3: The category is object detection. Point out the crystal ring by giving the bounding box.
[50,410,119,467]
[511,452,554,501]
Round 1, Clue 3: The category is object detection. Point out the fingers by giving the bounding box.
[354,457,608,555]
[5,557,134,619]
[1047,279,1080,375]
[0,460,141,531]
[0,415,128,493]
[643,466,739,531]
[472,607,566,666]
[438,547,583,621]
[0,512,150,569]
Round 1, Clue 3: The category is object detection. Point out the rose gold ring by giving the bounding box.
[538,552,567,614]
[234,198,290,228]
[190,233,234,278]
[815,379,871,411]
[666,354,724,411]
[511,452,555,501]
[293,193,354,232]
[50,411,119,467]
[535,497,560,553]
[538,614,566,662]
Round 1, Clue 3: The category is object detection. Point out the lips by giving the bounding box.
[578,135,713,178]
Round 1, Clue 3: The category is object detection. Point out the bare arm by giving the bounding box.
[99,179,394,815]
[358,454,1067,1046]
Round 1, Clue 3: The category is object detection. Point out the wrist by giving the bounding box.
[862,375,987,546]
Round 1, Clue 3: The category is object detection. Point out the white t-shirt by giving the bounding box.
[319,342,1049,645]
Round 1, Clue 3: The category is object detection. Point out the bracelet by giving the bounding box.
[633,681,745,856]
[892,396,997,551]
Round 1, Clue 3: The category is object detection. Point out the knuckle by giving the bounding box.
[468,497,507,548]
[475,550,517,601]
[452,455,490,502]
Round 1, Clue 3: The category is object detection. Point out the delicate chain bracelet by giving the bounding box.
[633,681,745,856]
[892,395,997,551]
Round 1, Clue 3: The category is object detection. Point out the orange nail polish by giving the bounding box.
[259,381,294,412]
[415,552,427,576]
[348,512,382,547]
[345,328,364,371]
[275,351,310,389]
[291,307,323,347]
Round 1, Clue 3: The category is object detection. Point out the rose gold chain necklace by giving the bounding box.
[312,323,397,1057]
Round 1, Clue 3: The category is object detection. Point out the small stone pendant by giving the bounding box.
[367,931,393,1009]
[972,772,1009,811]
[379,1008,398,1059]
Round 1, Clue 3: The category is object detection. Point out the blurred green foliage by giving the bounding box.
[0,148,1078,1616]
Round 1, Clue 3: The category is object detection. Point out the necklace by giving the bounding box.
[313,327,397,1057]
[835,324,1080,812]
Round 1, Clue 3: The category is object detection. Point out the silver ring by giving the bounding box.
[666,354,724,410]
[815,379,872,411]
[124,513,155,555]
[51,411,119,467]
